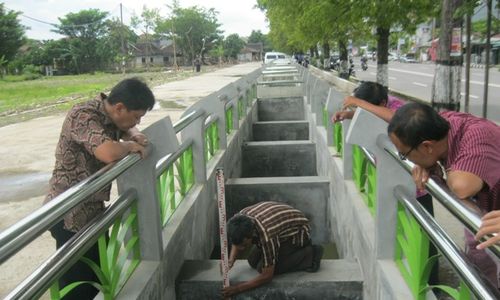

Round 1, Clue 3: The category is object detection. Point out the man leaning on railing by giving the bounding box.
[387,102,500,289]
[44,78,155,299]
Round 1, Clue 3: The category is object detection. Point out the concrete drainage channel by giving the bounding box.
[176,66,363,299]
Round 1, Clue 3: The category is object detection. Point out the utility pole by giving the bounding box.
[483,0,492,118]
[464,11,471,113]
[431,0,463,112]
[120,3,126,74]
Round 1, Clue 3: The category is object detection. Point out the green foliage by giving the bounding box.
[156,3,222,64]
[53,9,110,73]
[472,17,500,40]
[0,4,26,62]
[224,34,245,59]
[21,64,42,80]
[248,30,273,52]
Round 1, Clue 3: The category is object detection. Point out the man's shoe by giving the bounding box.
[306,244,324,272]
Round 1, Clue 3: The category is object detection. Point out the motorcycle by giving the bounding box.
[361,60,368,71]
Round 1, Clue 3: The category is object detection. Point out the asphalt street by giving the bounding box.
[352,59,500,122]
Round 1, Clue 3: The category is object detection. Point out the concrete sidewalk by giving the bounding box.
[0,62,261,298]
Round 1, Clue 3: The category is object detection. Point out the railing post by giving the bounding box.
[346,108,414,259]
[117,117,180,260]
[342,119,353,179]
[180,113,207,184]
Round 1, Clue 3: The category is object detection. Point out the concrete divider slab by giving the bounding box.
[242,141,317,177]
[177,259,363,300]
[257,97,305,121]
[252,120,309,141]
[225,176,330,243]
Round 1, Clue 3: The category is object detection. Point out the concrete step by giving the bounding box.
[253,120,309,141]
[257,97,305,121]
[242,141,316,177]
[225,176,330,243]
[177,259,363,300]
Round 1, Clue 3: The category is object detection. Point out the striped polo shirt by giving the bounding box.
[440,111,500,212]
[240,201,311,268]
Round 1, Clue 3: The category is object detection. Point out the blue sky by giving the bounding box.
[2,0,269,40]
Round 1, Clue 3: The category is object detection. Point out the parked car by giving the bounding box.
[400,53,417,63]
[388,52,398,61]
[264,52,291,64]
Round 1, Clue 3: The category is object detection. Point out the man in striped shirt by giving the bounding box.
[388,102,500,288]
[222,201,323,297]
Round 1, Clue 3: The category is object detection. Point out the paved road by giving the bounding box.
[352,59,500,122]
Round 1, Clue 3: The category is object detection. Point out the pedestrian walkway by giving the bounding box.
[0,62,261,298]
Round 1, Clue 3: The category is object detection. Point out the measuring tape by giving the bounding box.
[216,168,231,289]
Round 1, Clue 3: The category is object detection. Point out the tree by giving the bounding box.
[103,18,138,71]
[224,34,245,59]
[131,5,160,71]
[157,4,222,66]
[53,9,110,73]
[352,0,437,86]
[0,3,26,75]
[248,30,272,52]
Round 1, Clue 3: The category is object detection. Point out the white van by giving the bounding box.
[264,52,290,64]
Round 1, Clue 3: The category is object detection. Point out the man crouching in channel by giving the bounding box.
[222,201,324,297]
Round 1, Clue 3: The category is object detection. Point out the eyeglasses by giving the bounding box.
[398,145,417,160]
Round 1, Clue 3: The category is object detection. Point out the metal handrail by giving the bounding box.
[5,189,137,300]
[377,135,500,258]
[360,146,376,166]
[155,138,194,177]
[0,153,141,264]
[204,115,219,129]
[394,186,500,300]
[174,109,205,133]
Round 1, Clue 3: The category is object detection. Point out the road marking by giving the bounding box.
[370,72,376,76]
[413,82,428,87]
[388,66,500,88]
[464,79,500,88]
[389,76,397,80]
[461,93,479,99]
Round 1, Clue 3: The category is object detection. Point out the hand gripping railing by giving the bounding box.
[378,136,500,299]
[379,136,500,259]
[0,153,142,264]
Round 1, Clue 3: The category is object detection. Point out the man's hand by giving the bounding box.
[412,165,429,191]
[475,210,500,250]
[124,141,147,158]
[130,133,149,146]
[222,285,240,298]
[342,96,362,110]
[331,111,354,123]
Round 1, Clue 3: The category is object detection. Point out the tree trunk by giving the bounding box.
[376,26,390,87]
[322,42,330,67]
[431,0,462,111]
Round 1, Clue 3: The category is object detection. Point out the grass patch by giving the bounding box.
[0,65,222,127]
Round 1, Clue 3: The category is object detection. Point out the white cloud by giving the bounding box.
[2,0,269,40]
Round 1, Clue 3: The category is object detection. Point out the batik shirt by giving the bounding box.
[45,94,124,232]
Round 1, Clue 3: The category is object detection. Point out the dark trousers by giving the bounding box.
[417,193,439,286]
[49,220,100,300]
[247,240,313,274]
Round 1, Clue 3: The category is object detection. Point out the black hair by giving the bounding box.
[387,102,450,148]
[227,214,254,245]
[107,78,155,111]
[353,81,388,106]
